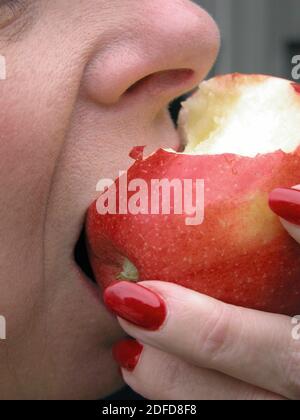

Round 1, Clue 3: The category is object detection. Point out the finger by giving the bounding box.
[113,339,283,400]
[104,281,300,399]
[269,185,300,243]
[281,219,300,244]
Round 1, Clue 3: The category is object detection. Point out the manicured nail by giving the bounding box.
[269,188,300,225]
[103,281,167,330]
[113,339,143,372]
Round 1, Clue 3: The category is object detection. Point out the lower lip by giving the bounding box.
[74,265,102,303]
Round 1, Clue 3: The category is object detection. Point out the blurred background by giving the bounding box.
[197,0,300,79]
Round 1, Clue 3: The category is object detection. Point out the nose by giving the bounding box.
[84,0,220,107]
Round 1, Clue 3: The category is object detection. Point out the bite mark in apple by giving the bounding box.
[129,146,146,161]
[87,74,300,315]
[292,82,300,95]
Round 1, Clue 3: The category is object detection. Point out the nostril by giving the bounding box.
[169,93,191,127]
[124,69,195,97]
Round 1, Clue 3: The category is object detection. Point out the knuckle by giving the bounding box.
[136,350,186,400]
[282,339,300,399]
[194,302,237,366]
[144,357,187,400]
[245,388,285,401]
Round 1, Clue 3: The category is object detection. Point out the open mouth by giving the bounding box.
[73,95,188,287]
[74,226,97,284]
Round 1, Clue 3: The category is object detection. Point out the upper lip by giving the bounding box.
[73,95,186,281]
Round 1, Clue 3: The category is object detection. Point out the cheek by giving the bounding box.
[0,72,56,336]
[0,59,60,251]
[0,42,75,333]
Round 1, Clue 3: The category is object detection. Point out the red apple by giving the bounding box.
[86,74,300,315]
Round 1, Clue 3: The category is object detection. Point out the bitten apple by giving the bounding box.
[86,74,300,315]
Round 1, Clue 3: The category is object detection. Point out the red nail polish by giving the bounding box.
[113,339,143,372]
[103,281,166,330]
[269,188,300,225]
[292,82,300,95]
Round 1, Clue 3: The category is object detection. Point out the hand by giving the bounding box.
[104,186,300,400]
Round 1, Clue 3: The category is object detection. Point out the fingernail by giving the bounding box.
[113,339,143,372]
[103,281,167,330]
[269,188,300,225]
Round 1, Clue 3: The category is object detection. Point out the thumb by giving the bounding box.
[269,185,300,244]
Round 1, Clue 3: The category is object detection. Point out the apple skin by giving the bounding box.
[86,147,300,316]
[293,82,300,94]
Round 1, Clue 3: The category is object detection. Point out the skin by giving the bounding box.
[87,147,300,315]
[116,191,300,400]
[0,0,219,399]
[2,0,299,401]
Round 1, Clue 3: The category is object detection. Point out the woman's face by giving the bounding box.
[0,0,219,399]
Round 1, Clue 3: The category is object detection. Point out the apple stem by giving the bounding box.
[116,258,139,282]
